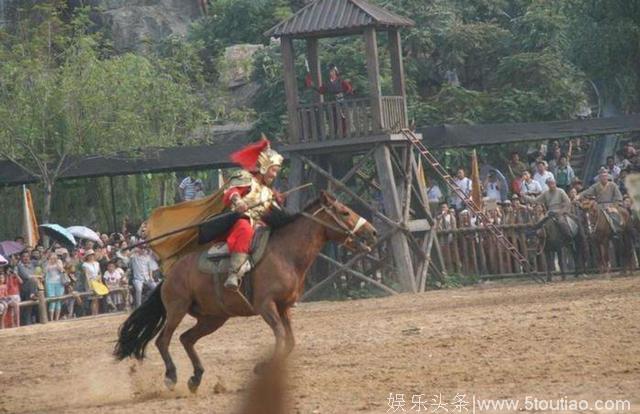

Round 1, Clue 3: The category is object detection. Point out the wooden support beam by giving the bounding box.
[338,145,379,184]
[286,156,304,211]
[281,37,300,143]
[363,27,383,131]
[297,154,399,230]
[374,145,416,292]
[317,253,398,296]
[306,38,322,104]
[387,29,408,126]
[302,229,396,300]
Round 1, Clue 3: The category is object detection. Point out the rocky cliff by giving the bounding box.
[74,0,203,52]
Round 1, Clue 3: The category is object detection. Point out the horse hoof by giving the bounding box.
[187,377,200,394]
[164,377,177,391]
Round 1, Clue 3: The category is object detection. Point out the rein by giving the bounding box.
[300,201,370,249]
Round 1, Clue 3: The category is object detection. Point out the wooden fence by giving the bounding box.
[434,223,633,279]
[15,287,130,325]
[296,96,406,142]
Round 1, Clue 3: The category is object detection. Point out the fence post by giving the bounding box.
[37,288,48,324]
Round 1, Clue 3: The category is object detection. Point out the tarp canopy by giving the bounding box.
[417,114,640,149]
[1,114,639,187]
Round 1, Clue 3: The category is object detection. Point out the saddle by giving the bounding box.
[601,207,623,235]
[196,227,271,316]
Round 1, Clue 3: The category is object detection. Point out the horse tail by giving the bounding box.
[114,281,166,361]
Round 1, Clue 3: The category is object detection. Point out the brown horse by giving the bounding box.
[580,199,632,274]
[114,192,377,392]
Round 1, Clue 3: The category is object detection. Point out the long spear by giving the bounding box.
[123,183,312,251]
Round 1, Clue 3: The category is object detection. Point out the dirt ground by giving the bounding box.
[1,275,639,414]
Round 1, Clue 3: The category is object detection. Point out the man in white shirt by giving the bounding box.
[533,161,554,192]
[450,168,472,211]
[520,171,543,196]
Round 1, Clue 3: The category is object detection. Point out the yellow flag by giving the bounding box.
[470,150,483,209]
[22,185,40,247]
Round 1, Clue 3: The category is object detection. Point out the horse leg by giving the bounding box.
[155,300,189,390]
[255,300,287,374]
[279,306,295,356]
[558,248,566,281]
[545,250,553,282]
[179,315,228,393]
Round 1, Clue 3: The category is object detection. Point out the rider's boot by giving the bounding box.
[224,252,251,291]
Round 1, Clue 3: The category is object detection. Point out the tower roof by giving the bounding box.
[265,0,414,39]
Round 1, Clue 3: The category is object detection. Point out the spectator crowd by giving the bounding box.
[428,139,640,273]
[0,226,161,328]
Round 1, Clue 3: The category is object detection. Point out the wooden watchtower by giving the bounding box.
[266,0,445,295]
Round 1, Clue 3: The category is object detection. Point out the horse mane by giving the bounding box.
[262,196,324,232]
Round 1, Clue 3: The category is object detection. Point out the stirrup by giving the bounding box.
[224,274,240,290]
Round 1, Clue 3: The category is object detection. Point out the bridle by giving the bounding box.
[300,199,371,250]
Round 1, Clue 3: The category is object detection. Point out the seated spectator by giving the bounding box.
[44,251,66,321]
[533,161,554,192]
[103,260,126,311]
[553,155,575,191]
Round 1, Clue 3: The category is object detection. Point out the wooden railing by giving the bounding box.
[296,96,406,142]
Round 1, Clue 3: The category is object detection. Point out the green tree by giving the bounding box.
[0,5,207,223]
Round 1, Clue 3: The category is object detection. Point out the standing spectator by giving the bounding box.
[436,202,459,273]
[44,252,66,321]
[554,155,575,191]
[0,271,13,329]
[426,181,443,213]
[17,252,39,325]
[507,152,528,187]
[547,146,562,172]
[520,171,543,197]
[130,247,158,308]
[103,260,126,311]
[194,179,206,200]
[451,168,472,211]
[82,250,103,315]
[483,171,502,202]
[533,161,554,192]
[5,267,21,327]
[179,175,198,201]
[605,156,621,182]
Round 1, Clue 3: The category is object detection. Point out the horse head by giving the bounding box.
[311,191,378,253]
[579,197,598,234]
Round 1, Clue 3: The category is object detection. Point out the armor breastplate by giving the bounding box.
[241,176,275,222]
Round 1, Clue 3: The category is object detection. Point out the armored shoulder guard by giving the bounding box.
[227,170,254,188]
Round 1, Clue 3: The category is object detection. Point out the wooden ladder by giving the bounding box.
[400,129,540,280]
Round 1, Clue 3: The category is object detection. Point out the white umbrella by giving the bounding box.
[66,226,103,246]
[0,254,7,266]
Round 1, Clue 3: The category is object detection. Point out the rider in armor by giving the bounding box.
[223,137,284,290]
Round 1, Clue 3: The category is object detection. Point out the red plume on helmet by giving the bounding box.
[230,137,270,171]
